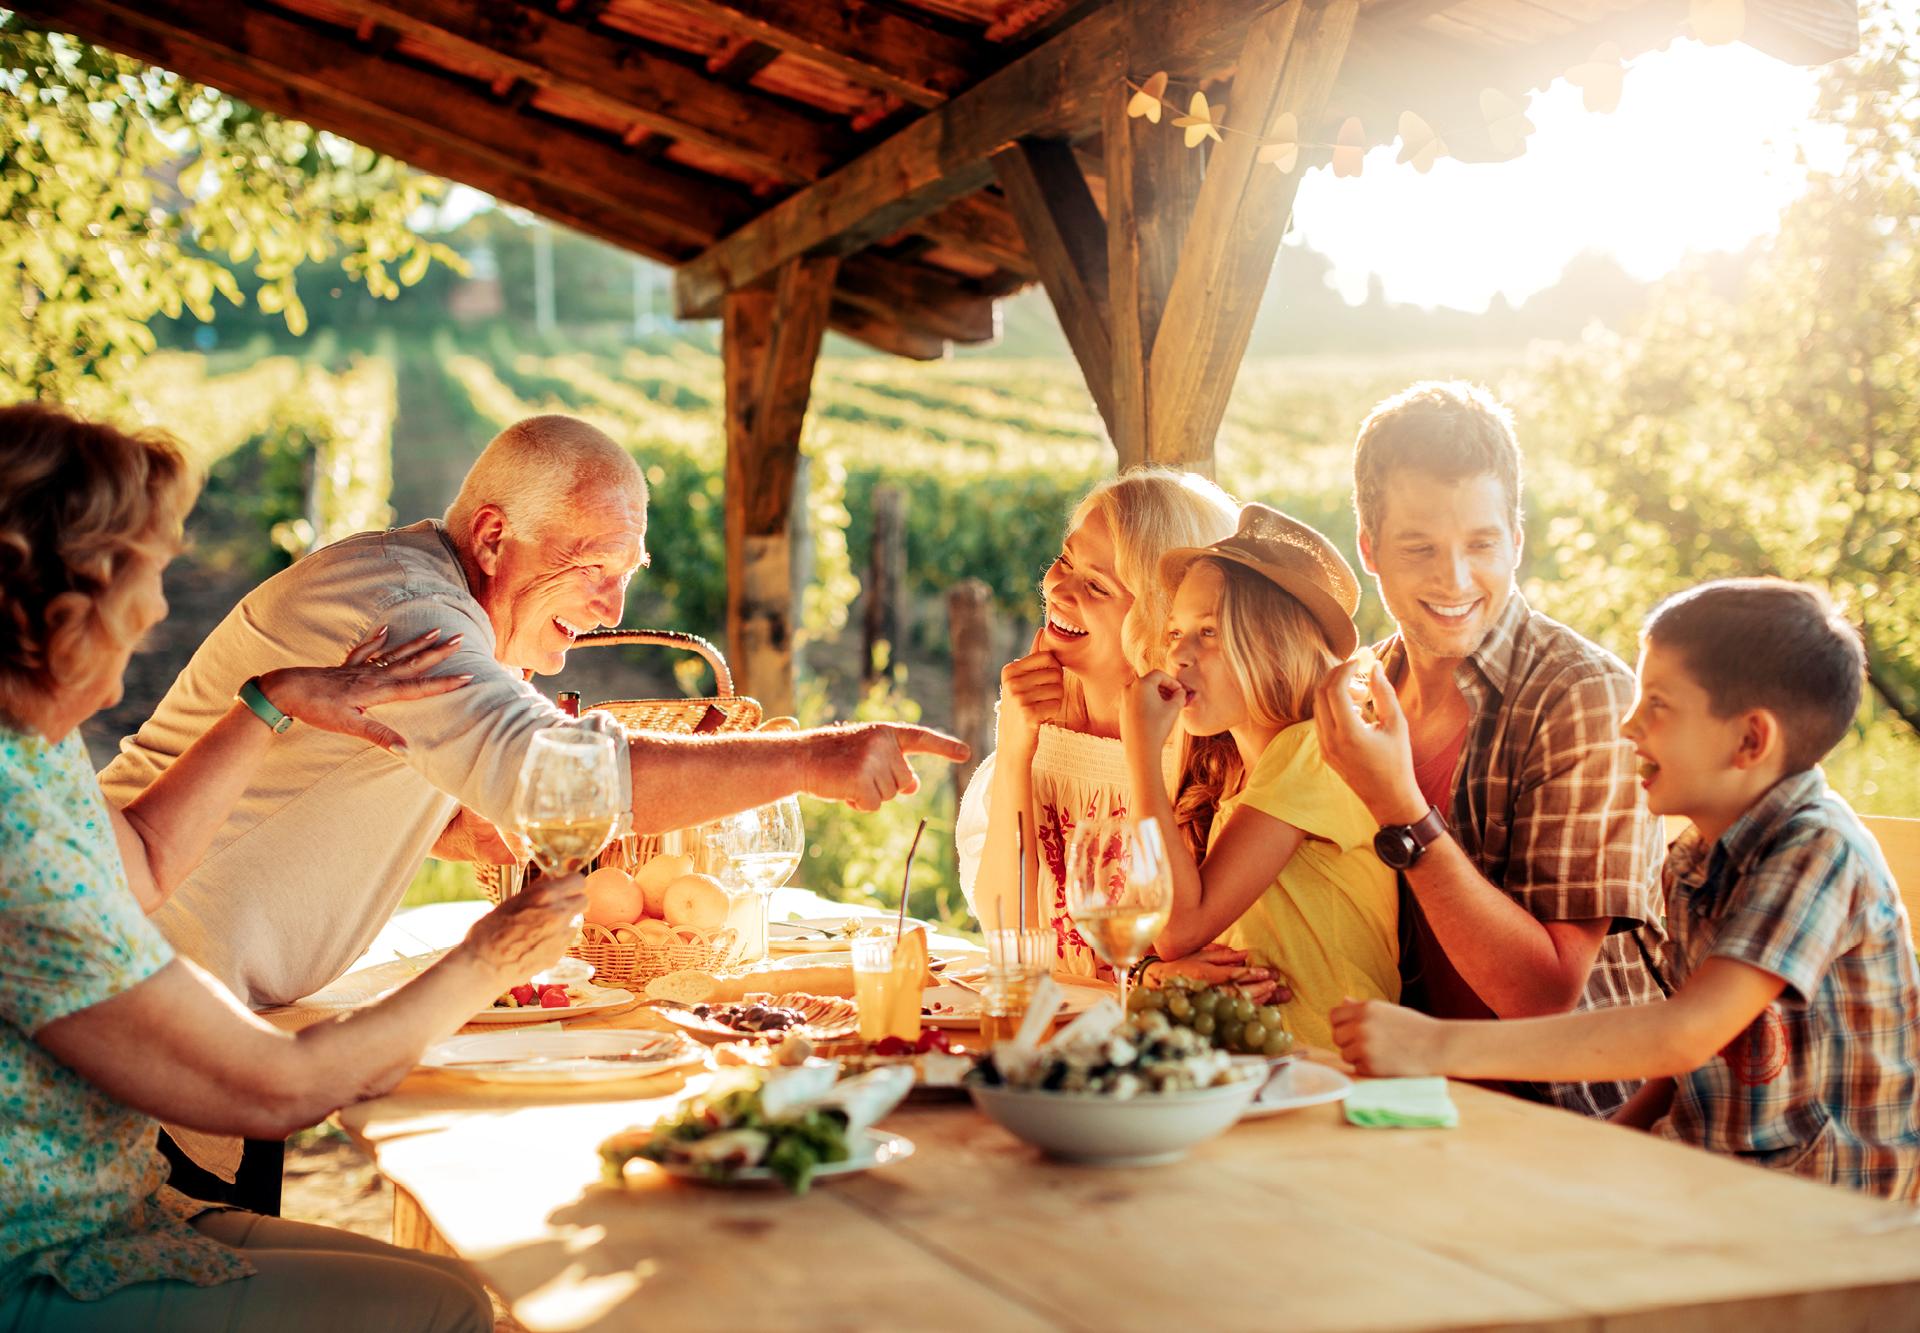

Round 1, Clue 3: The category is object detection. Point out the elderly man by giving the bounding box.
[101,414,968,1010]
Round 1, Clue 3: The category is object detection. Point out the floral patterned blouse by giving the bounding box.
[0,722,251,1301]
[957,725,1157,978]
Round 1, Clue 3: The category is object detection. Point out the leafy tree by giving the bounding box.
[1523,0,1920,737]
[0,19,459,397]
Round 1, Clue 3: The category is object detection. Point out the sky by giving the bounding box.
[437,37,1838,316]
[1287,40,1837,311]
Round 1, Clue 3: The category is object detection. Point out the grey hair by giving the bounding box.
[445,415,647,543]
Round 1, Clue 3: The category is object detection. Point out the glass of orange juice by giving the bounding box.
[851,934,923,1043]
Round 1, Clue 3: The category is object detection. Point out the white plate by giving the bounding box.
[919,982,1104,1029]
[1239,1059,1353,1118]
[420,1030,703,1083]
[768,916,933,953]
[655,1129,915,1187]
[467,981,635,1026]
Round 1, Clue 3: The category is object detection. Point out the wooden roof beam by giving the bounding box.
[910,193,1034,277]
[827,303,949,360]
[307,0,850,183]
[657,0,983,107]
[834,254,999,346]
[21,1,705,264]
[673,0,1298,318]
[35,0,753,247]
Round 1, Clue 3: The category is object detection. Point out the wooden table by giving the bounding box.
[338,1005,1920,1333]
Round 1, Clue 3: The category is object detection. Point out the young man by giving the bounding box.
[1332,581,1920,1202]
[1313,381,1665,1117]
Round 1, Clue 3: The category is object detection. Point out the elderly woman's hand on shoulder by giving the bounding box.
[255,626,473,755]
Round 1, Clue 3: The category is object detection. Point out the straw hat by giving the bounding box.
[1158,503,1361,658]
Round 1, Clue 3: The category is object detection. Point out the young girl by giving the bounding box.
[1121,503,1399,1050]
[958,469,1277,991]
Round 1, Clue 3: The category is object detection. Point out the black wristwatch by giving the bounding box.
[1373,805,1448,870]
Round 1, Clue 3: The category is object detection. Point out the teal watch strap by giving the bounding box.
[237,677,294,734]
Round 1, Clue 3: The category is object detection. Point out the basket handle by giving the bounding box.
[571,628,734,696]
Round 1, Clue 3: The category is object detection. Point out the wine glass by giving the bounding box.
[698,797,803,960]
[511,727,622,877]
[1064,815,1174,1016]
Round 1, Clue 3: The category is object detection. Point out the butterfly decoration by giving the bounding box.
[1480,89,1535,159]
[1331,116,1366,178]
[1565,42,1626,114]
[1127,71,1169,123]
[1689,0,1746,45]
[1396,111,1446,174]
[1256,111,1301,173]
[1172,91,1225,148]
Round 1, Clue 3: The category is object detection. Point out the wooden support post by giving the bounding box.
[946,578,994,799]
[723,254,838,718]
[862,485,908,682]
[1103,73,1204,470]
[991,139,1117,434]
[1146,0,1359,464]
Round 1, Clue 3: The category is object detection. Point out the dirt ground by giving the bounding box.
[283,1127,528,1333]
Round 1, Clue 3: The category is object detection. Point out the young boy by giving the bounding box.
[1332,579,1920,1202]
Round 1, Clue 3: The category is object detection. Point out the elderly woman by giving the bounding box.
[0,403,585,1331]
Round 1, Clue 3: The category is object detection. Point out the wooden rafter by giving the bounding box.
[991,138,1115,428]
[723,255,840,715]
[25,0,710,261]
[41,0,753,247]
[911,193,1034,277]
[826,302,949,361]
[657,0,983,107]
[277,0,848,184]
[672,0,1299,318]
[835,254,998,345]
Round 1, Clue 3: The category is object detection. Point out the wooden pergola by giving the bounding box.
[28,0,1858,714]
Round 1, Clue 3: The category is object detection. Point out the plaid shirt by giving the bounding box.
[1382,591,1667,1118]
[1656,769,1920,1202]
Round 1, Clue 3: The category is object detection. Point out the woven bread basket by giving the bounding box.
[477,628,764,987]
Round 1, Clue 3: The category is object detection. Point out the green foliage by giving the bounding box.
[794,669,971,933]
[0,20,459,397]
[1520,2,1920,747]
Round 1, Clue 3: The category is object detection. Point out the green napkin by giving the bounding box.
[1344,1077,1459,1129]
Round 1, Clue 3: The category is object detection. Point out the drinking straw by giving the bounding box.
[897,817,927,941]
[1016,812,1028,936]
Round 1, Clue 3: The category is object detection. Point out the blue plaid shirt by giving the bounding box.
[1657,768,1920,1202]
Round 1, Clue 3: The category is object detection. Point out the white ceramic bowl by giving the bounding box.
[968,1073,1263,1166]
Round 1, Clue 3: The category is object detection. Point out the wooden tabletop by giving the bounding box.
[338,1005,1920,1333]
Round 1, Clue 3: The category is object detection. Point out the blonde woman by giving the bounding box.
[956,468,1276,992]
[0,404,584,1331]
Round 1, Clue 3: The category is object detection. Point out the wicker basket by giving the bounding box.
[478,627,764,987]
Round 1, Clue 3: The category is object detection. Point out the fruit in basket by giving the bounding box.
[584,866,643,926]
[1127,977,1294,1058]
[664,872,731,931]
[634,853,694,918]
[632,918,675,948]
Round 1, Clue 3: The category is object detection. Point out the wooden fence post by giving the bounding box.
[947,578,994,799]
[863,484,908,681]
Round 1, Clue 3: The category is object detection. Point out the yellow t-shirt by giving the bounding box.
[1210,721,1400,1050]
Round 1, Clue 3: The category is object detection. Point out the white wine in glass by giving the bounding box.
[1065,816,1174,1015]
[512,728,623,878]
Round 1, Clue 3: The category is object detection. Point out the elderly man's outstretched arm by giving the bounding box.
[624,723,970,830]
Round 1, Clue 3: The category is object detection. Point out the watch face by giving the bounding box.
[1373,827,1418,870]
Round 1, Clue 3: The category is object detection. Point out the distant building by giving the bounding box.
[449,242,503,322]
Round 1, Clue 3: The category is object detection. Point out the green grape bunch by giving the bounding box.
[1127,975,1294,1059]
